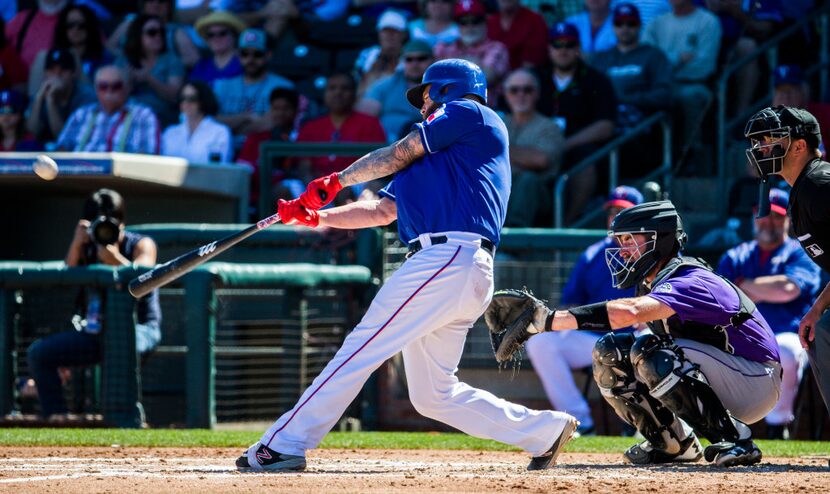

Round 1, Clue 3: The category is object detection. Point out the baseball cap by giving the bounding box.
[773,64,804,87]
[45,48,76,71]
[402,39,433,56]
[239,28,267,52]
[604,185,644,210]
[0,89,25,114]
[777,106,822,148]
[613,3,641,24]
[454,0,487,19]
[763,188,789,216]
[377,9,407,31]
[549,22,579,44]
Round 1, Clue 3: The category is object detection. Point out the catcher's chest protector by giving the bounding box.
[641,257,757,355]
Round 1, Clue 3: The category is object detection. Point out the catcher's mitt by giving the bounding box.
[484,288,551,365]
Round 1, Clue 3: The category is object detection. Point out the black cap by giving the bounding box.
[45,48,76,71]
[778,106,822,148]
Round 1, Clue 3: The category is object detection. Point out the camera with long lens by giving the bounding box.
[87,216,121,245]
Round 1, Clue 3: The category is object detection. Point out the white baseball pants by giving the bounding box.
[259,232,574,457]
[765,332,807,425]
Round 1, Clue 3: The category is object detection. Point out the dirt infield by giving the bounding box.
[0,446,827,493]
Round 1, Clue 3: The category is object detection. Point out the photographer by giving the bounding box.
[27,189,162,420]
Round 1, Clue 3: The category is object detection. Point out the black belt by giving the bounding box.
[406,235,496,259]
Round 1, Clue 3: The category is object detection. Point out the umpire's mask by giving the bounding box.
[744,107,792,178]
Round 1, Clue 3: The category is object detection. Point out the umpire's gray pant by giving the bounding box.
[806,310,830,415]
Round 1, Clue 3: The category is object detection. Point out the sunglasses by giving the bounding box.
[180,94,199,103]
[613,21,640,28]
[66,21,87,30]
[457,17,484,26]
[552,41,578,50]
[143,27,162,37]
[240,50,266,59]
[507,85,535,95]
[206,29,230,39]
[404,55,430,63]
[96,81,125,92]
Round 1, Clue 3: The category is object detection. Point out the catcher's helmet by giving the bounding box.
[406,58,487,109]
[605,201,687,289]
[744,105,822,177]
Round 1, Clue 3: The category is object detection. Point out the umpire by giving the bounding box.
[745,105,830,423]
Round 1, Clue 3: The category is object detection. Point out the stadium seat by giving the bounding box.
[294,75,328,105]
[304,14,377,49]
[333,47,364,73]
[271,34,332,81]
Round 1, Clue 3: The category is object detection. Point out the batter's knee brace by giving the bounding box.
[630,334,742,444]
[592,332,685,453]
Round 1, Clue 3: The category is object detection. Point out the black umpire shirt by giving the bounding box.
[534,60,617,137]
[789,158,830,273]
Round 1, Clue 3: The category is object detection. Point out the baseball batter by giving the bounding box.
[486,201,782,467]
[235,59,577,472]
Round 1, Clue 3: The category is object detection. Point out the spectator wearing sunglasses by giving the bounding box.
[434,0,509,107]
[357,39,434,143]
[56,65,160,153]
[502,69,563,227]
[409,0,460,48]
[107,0,200,69]
[27,5,111,100]
[115,14,185,128]
[589,3,671,178]
[162,80,232,163]
[564,0,617,55]
[189,10,247,85]
[214,28,294,138]
[535,22,617,223]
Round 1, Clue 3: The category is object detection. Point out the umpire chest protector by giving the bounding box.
[641,256,757,354]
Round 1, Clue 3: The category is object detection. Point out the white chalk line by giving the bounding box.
[0,457,657,484]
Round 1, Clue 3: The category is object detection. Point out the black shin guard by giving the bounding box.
[593,333,686,453]
[631,334,741,444]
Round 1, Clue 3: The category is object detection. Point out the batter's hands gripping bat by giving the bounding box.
[128,214,282,298]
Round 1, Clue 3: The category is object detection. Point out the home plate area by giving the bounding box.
[0,447,826,493]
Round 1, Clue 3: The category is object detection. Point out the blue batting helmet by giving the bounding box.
[406,58,487,109]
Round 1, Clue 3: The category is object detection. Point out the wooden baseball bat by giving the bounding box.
[128,214,282,298]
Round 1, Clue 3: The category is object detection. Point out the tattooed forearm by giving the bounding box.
[338,130,426,186]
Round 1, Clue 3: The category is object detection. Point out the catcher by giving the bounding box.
[486,201,782,467]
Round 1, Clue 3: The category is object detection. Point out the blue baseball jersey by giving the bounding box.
[562,236,636,332]
[379,99,511,245]
[717,238,820,335]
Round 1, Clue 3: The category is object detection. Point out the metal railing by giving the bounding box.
[258,142,385,217]
[716,4,830,216]
[554,112,672,228]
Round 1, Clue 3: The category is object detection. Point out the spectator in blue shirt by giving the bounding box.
[189,10,246,85]
[717,188,821,439]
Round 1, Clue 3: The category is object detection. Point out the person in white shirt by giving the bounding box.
[161,79,233,163]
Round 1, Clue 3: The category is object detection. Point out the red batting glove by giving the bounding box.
[299,172,343,210]
[277,198,319,227]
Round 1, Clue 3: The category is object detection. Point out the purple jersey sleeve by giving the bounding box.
[647,267,738,327]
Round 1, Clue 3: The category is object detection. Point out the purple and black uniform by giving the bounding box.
[646,263,782,423]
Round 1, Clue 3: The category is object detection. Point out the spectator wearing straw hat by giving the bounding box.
[189,10,247,85]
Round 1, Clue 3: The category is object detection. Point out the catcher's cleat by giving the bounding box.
[704,439,762,467]
[624,434,703,465]
[527,417,579,471]
[236,443,306,472]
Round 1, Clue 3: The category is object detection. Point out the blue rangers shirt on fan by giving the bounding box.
[379,99,511,245]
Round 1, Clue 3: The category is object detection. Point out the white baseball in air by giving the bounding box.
[33,154,59,181]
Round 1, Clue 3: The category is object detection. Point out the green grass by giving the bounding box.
[0,429,825,457]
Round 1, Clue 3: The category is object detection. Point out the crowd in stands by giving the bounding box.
[0,0,826,226]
